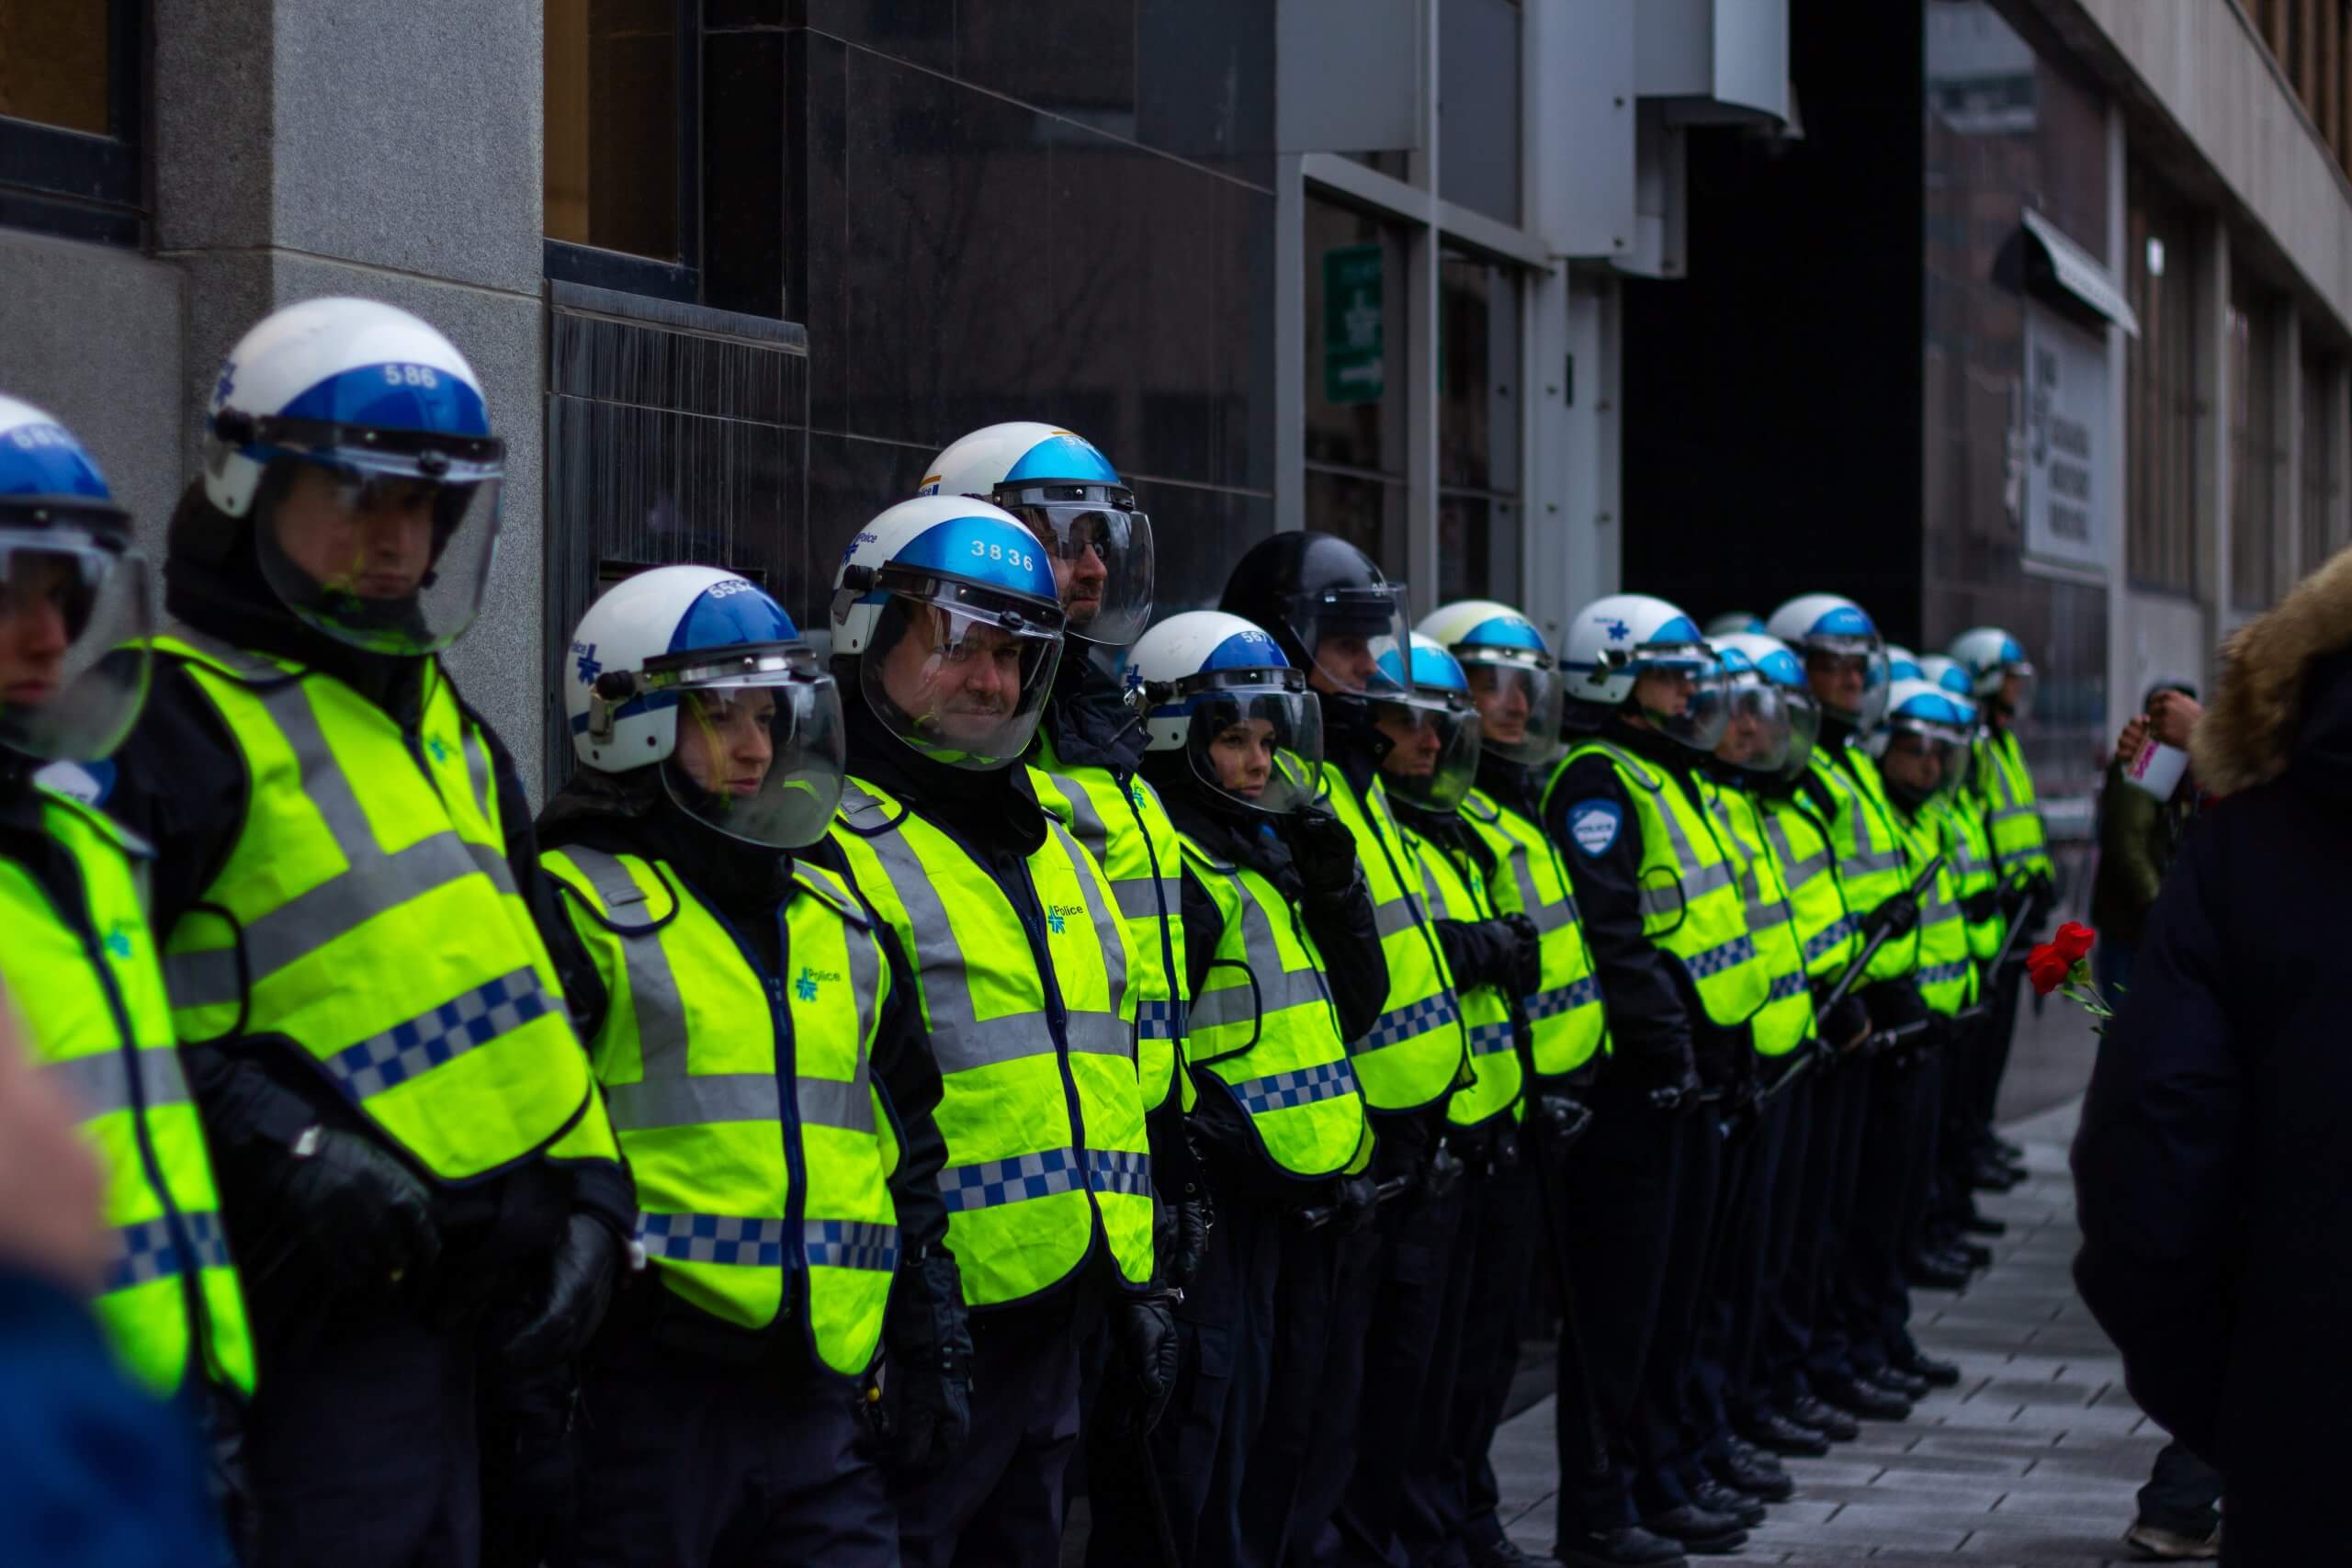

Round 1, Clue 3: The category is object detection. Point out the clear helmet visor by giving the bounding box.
[0,527,152,763]
[1001,495,1153,648]
[659,663,848,849]
[1631,649,1730,754]
[1802,641,1892,729]
[1181,680,1326,816]
[1716,676,1799,775]
[1373,693,1483,812]
[254,451,503,657]
[860,584,1063,771]
[1284,586,1414,700]
[1881,721,1973,805]
[1781,688,1824,778]
[1460,653,1565,767]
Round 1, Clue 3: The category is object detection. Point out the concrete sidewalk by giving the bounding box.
[1488,1098,2180,1566]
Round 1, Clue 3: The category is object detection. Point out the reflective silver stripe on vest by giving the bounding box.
[803,1218,900,1273]
[1465,1020,1515,1058]
[1919,960,1973,988]
[1358,990,1462,1053]
[319,965,558,1102]
[1765,971,1810,1003]
[1527,975,1601,1020]
[1685,934,1757,980]
[1637,861,1736,920]
[162,665,520,1012]
[838,787,1131,1077]
[1803,915,1858,964]
[1761,816,1830,888]
[1228,1057,1359,1114]
[43,1046,192,1120]
[102,1211,231,1292]
[1373,895,1423,939]
[1746,897,1792,933]
[1113,877,1166,923]
[1190,866,1333,1032]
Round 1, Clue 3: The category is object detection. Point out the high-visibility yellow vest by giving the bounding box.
[1758,791,1861,983]
[150,634,614,1182]
[1318,766,1470,1112]
[0,789,255,1399]
[1400,823,1523,1128]
[1807,746,1922,985]
[1973,726,2051,879]
[1892,800,1975,1016]
[1457,787,1610,1077]
[1936,796,2006,963]
[540,847,899,1375]
[1699,777,1816,1056]
[828,779,1152,1308]
[1552,742,1770,1029]
[1179,838,1370,1180]
[1029,756,1191,1114]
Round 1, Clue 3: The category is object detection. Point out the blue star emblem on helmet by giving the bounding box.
[214,363,235,405]
[574,643,602,684]
[1601,618,1631,641]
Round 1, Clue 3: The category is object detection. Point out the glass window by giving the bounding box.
[1438,252,1522,604]
[0,2,107,134]
[0,0,140,245]
[2302,348,2340,572]
[1305,194,1410,580]
[546,0,681,262]
[1439,0,1520,225]
[2125,163,2198,597]
[2228,278,2287,613]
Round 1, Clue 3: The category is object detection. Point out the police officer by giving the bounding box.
[1766,595,1932,1418]
[99,300,631,1568]
[815,495,1170,1568]
[526,567,964,1564]
[1220,533,1473,1566]
[1125,609,1385,1568]
[1420,600,1609,1568]
[0,399,255,1454]
[1544,593,1763,1564]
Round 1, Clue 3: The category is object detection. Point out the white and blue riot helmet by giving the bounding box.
[0,396,150,764]
[919,422,1153,648]
[1712,630,1821,778]
[1767,593,1893,730]
[1563,592,1728,755]
[831,494,1066,771]
[1129,610,1323,815]
[1371,633,1483,812]
[203,298,504,657]
[566,567,843,847]
[1948,626,2036,720]
[1867,678,1977,807]
[1704,611,1769,637]
[1917,652,1975,701]
[1416,599,1564,767]
[1885,645,1924,683]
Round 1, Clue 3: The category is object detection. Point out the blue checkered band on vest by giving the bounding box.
[1360,990,1463,1053]
[1685,935,1757,980]
[937,1147,1086,1213]
[1766,970,1811,1003]
[1465,1020,1516,1058]
[103,1212,232,1293]
[638,1213,789,1268]
[1231,1057,1360,1114]
[1527,974,1601,1021]
[1085,1147,1154,1197]
[1920,960,1973,987]
[322,966,556,1102]
[1803,915,1858,964]
[1136,998,1185,1042]
[802,1219,900,1274]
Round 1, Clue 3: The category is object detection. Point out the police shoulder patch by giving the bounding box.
[1568,799,1623,857]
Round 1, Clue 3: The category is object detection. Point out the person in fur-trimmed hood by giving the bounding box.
[2072,545,2352,1565]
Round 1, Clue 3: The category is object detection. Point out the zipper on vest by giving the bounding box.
[62,852,220,1390]
[1358,783,1470,1088]
[1003,855,1104,1249]
[1118,770,1183,1091]
[707,894,809,1318]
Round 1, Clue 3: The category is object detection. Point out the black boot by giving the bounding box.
[1905,1251,1972,1290]
[1640,1505,1748,1556]
[1815,1372,1911,1421]
[1870,1364,1931,1400]
[1687,1478,1765,1529]
[1787,1394,1860,1441]
[1962,1212,2007,1236]
[1711,1442,1794,1502]
[1891,1344,1962,1388]
[1738,1406,1828,1457]
[1553,1525,1690,1567]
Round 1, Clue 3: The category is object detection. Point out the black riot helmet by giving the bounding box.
[1217,532,1412,712]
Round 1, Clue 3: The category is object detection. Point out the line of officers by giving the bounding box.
[0,296,2057,1568]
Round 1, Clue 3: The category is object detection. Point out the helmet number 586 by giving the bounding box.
[382,364,441,389]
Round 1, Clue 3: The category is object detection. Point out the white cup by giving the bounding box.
[2122,737,2188,800]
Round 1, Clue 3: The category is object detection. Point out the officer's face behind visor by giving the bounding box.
[1881,725,1967,802]
[868,591,1060,769]
[663,664,847,849]
[0,527,151,764]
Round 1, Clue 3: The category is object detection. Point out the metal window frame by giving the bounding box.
[0,0,145,247]
[543,0,705,303]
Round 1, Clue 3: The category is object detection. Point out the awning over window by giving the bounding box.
[2020,206,2139,338]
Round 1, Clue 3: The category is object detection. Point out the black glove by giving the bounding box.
[1614,1039,1702,1107]
[1105,1292,1181,1438]
[1155,1191,1216,1293]
[1424,1139,1465,1200]
[1332,1172,1380,1235]
[883,1251,974,1476]
[495,1213,625,1371]
[1961,889,2001,924]
[266,1126,441,1295]
[1499,912,1543,998]
[1819,992,1871,1051]
[1871,893,1921,938]
[1533,1092,1594,1150]
[1284,806,1362,898]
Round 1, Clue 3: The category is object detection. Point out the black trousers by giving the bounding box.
[1831,1054,1939,1375]
[1631,1107,1719,1516]
[1256,1214,1383,1567]
[897,1300,1082,1568]
[563,1323,894,1568]
[1801,1061,1873,1390]
[1753,1076,1817,1409]
[243,1292,482,1568]
[1714,1085,1797,1436]
[1549,1085,1693,1532]
[1451,1148,1538,1562]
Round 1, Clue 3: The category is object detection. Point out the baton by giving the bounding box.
[1294,1173,1415,1232]
[1813,854,1948,1021]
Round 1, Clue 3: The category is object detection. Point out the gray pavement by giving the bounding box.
[1488,1095,2177,1566]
